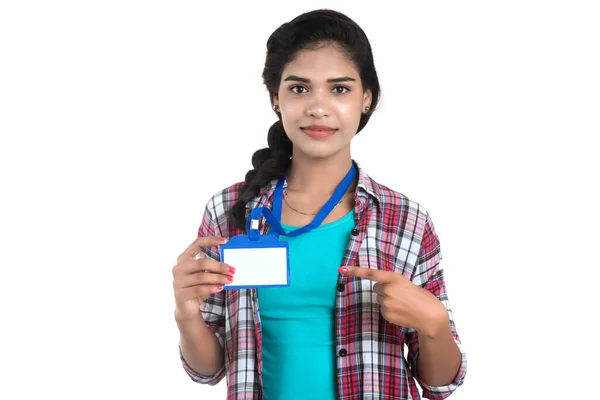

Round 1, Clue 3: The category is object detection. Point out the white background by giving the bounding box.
[1,1,598,399]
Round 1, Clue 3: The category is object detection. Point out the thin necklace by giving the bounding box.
[282,190,349,216]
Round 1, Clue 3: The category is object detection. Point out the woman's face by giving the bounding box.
[274,44,372,161]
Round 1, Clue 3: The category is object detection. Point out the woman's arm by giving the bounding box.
[177,312,224,377]
[415,314,462,386]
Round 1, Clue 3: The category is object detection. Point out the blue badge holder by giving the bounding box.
[218,211,290,290]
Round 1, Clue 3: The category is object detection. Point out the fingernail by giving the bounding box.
[228,266,236,274]
[215,285,224,291]
[338,267,348,275]
[220,238,228,243]
[227,276,234,282]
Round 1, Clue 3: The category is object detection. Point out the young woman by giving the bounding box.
[172,9,466,400]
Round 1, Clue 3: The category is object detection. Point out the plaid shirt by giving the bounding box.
[180,161,467,399]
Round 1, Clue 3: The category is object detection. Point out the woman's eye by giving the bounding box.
[290,85,349,94]
[290,86,307,94]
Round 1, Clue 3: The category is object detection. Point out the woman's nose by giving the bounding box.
[306,98,331,117]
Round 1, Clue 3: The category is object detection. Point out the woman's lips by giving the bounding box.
[301,127,338,138]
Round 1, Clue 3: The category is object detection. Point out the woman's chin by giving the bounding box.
[292,143,349,161]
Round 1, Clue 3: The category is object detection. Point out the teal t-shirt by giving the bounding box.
[257,210,355,400]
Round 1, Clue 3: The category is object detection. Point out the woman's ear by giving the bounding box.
[363,89,373,113]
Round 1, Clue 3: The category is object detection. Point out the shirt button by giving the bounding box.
[351,228,359,236]
[338,348,348,357]
[337,283,345,292]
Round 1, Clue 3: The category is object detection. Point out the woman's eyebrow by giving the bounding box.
[283,75,357,83]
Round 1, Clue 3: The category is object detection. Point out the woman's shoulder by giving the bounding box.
[201,178,276,220]
[361,172,431,221]
[202,180,245,214]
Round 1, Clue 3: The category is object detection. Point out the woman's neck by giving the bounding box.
[285,151,355,196]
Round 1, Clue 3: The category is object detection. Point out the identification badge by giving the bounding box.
[219,223,290,290]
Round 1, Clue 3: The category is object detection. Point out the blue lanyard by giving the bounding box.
[246,164,356,239]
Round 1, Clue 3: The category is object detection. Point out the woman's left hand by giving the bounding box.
[339,266,449,337]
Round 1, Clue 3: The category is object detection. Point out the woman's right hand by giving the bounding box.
[172,236,235,322]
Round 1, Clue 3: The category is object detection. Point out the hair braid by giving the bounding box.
[230,120,292,231]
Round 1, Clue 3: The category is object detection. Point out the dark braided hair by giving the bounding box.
[230,9,381,231]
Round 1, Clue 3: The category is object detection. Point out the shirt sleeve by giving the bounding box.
[404,214,467,399]
[179,203,227,386]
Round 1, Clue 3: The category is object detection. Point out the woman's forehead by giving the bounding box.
[283,46,359,81]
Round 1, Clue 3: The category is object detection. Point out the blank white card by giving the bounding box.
[221,247,289,289]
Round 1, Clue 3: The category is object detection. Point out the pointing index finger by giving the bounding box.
[338,266,401,284]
